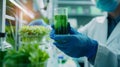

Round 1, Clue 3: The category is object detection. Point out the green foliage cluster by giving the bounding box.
[19,26,49,37]
[5,26,15,47]
[19,26,49,43]
[0,51,7,67]
[4,43,49,67]
[2,25,50,67]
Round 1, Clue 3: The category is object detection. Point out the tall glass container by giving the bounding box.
[54,8,69,34]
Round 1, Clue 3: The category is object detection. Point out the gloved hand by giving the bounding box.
[50,26,98,58]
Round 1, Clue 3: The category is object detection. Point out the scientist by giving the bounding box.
[50,0,120,67]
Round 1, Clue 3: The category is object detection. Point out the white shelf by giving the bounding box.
[58,1,94,5]
[68,14,103,17]
[5,15,15,20]
[5,15,27,24]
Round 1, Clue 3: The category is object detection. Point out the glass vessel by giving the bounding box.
[54,8,69,34]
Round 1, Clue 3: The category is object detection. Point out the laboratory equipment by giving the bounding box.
[0,33,12,51]
[0,33,12,67]
[58,55,64,67]
[54,8,69,34]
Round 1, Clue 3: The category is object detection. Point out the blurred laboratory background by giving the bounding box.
[0,0,104,67]
[55,0,104,28]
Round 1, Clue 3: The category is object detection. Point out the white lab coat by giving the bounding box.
[78,15,120,67]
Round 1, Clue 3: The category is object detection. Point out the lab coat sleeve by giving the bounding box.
[94,44,118,67]
[78,16,120,67]
[118,55,120,67]
[78,17,97,35]
[77,17,99,66]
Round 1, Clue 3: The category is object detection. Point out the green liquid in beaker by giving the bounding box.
[54,15,68,34]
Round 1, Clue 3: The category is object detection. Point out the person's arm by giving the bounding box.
[78,17,98,35]
[77,17,98,64]
[78,17,119,67]
[117,54,120,67]
[94,44,118,67]
[50,16,120,67]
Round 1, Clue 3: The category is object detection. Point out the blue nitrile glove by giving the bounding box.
[29,19,47,26]
[50,23,79,35]
[50,26,98,58]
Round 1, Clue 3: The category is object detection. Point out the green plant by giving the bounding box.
[0,50,7,67]
[5,26,15,47]
[19,26,49,36]
[4,43,49,67]
[19,26,49,44]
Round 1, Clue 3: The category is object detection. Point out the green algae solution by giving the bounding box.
[54,8,69,34]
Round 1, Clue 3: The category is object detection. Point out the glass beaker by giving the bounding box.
[54,8,69,34]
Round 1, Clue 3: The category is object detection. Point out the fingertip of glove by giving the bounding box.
[49,30,55,39]
[53,42,59,47]
[53,42,56,45]
[50,23,54,29]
